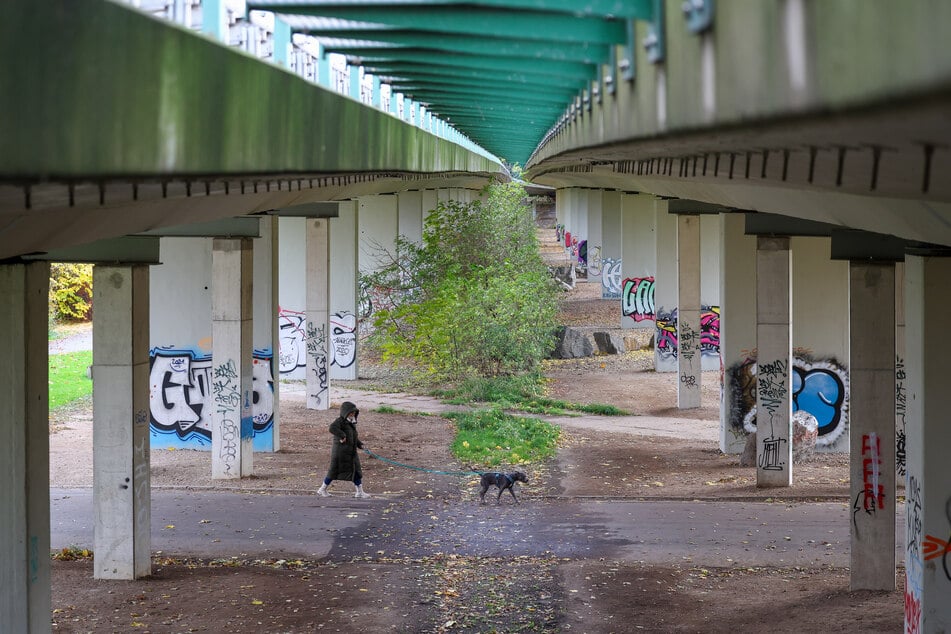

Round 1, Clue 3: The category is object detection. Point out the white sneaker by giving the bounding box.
[354,486,371,499]
[317,487,329,497]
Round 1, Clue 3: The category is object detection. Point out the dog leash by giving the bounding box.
[362,447,482,477]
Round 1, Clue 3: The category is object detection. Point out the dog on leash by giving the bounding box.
[479,471,528,505]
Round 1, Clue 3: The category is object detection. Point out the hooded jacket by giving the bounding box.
[325,401,363,481]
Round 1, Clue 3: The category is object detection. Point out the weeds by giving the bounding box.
[446,408,560,467]
[435,374,627,416]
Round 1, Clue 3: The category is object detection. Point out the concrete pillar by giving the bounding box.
[92,265,151,580]
[620,194,656,327]
[305,219,330,410]
[0,263,50,633]
[397,190,424,245]
[278,219,306,381]
[586,190,603,284]
[211,238,254,479]
[718,214,757,453]
[904,255,951,633]
[755,236,793,487]
[600,191,623,300]
[654,200,678,372]
[253,216,279,451]
[677,215,702,409]
[848,262,896,590]
[422,190,438,222]
[895,262,907,480]
[330,202,359,381]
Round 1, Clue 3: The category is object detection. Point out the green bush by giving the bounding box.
[49,263,93,322]
[364,181,559,380]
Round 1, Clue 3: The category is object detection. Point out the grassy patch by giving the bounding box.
[446,408,560,467]
[435,374,627,416]
[373,405,408,415]
[49,350,92,410]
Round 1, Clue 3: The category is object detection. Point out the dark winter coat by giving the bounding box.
[325,401,363,481]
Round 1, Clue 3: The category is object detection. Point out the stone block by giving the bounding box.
[551,327,594,359]
[593,331,626,355]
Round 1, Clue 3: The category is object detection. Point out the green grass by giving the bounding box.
[445,408,561,467]
[49,350,92,410]
[434,374,628,416]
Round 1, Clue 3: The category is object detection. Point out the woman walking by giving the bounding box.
[317,401,371,498]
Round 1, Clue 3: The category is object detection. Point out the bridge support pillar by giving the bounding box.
[677,214,702,408]
[211,238,254,479]
[305,219,330,410]
[848,261,896,590]
[653,200,678,372]
[330,202,359,381]
[755,236,793,487]
[719,213,757,453]
[600,191,622,300]
[586,190,603,285]
[92,265,151,579]
[904,255,951,632]
[0,262,51,633]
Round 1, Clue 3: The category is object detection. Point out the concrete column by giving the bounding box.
[654,200,678,372]
[719,214,757,453]
[895,262,907,480]
[278,219,306,381]
[305,219,330,410]
[0,263,50,633]
[211,238,254,479]
[397,190,423,245]
[586,190,603,284]
[848,262,896,590]
[677,215,702,409]
[600,191,622,300]
[620,194,656,327]
[330,202,359,381]
[904,255,951,633]
[755,236,793,487]
[92,265,151,580]
[253,216,278,451]
[422,190,438,222]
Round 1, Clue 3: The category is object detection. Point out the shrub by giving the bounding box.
[363,180,559,380]
[49,263,93,322]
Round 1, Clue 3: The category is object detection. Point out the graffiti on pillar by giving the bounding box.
[306,321,329,407]
[922,497,951,583]
[654,307,721,360]
[621,276,655,321]
[588,246,602,276]
[853,433,885,531]
[149,347,274,447]
[577,239,588,270]
[896,356,907,477]
[601,258,622,299]
[278,307,307,375]
[555,224,565,244]
[756,358,790,471]
[212,359,240,474]
[564,230,571,249]
[905,476,924,634]
[330,311,357,368]
[679,320,700,364]
[730,354,849,447]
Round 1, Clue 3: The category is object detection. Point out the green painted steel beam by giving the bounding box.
[249,4,627,44]
[426,102,563,117]
[331,48,597,80]
[392,85,574,106]
[362,62,589,90]
[0,1,503,178]
[251,0,653,20]
[297,29,610,63]
[387,75,578,98]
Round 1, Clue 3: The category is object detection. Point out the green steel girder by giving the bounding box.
[393,86,575,106]
[251,0,654,20]
[298,30,610,63]
[248,4,627,44]
[362,62,589,90]
[330,48,597,80]
[386,75,579,98]
[419,101,564,117]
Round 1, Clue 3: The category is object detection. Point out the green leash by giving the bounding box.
[363,447,481,477]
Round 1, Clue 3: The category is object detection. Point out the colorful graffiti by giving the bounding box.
[149,348,274,448]
[555,224,565,244]
[601,258,622,299]
[853,432,885,531]
[621,276,655,321]
[905,475,923,634]
[278,306,306,375]
[330,311,357,368]
[578,239,588,270]
[728,354,849,447]
[654,307,721,359]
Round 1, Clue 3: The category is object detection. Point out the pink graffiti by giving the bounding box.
[905,581,921,634]
[861,433,885,512]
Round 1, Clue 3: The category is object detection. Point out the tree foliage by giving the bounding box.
[49,263,93,322]
[363,181,559,380]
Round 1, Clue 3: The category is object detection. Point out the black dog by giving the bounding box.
[479,471,528,505]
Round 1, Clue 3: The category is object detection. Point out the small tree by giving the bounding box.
[49,263,93,322]
[364,180,559,380]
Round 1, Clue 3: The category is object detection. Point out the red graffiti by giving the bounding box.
[861,433,885,511]
[923,534,951,561]
[905,583,921,634]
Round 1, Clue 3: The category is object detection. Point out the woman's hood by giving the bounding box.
[339,401,359,419]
